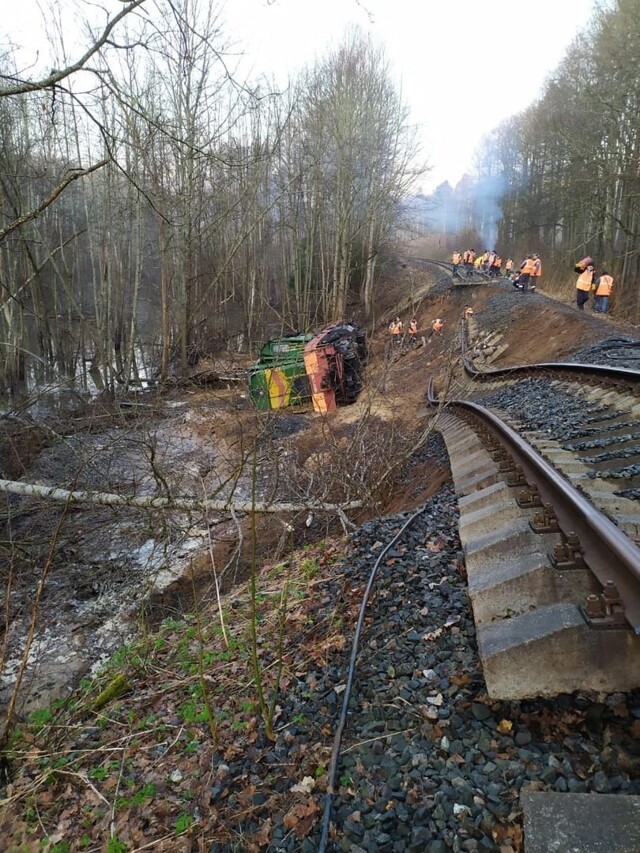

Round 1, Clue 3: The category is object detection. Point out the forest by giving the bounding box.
[0,0,420,396]
[2,0,640,390]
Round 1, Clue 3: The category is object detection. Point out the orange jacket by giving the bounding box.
[576,270,594,291]
[389,320,403,334]
[520,257,536,275]
[595,274,614,296]
[532,258,542,277]
[432,319,443,333]
[452,252,462,265]
[408,320,418,335]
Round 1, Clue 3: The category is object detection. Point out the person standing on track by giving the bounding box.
[518,254,536,292]
[575,264,595,310]
[531,253,542,291]
[452,250,462,279]
[593,269,614,313]
[466,249,476,277]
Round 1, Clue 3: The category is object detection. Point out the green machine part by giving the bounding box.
[248,334,314,411]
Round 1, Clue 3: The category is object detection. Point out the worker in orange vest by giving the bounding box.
[407,317,418,346]
[431,318,444,335]
[531,253,542,291]
[518,254,536,292]
[389,316,403,343]
[575,264,594,310]
[491,254,502,277]
[593,270,614,313]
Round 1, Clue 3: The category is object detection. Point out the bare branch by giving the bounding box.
[0,0,148,97]
[0,160,108,242]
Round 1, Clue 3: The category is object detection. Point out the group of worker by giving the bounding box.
[457,249,616,312]
[574,258,614,313]
[452,249,530,281]
[388,315,443,346]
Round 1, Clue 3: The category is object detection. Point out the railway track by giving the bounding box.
[408,256,492,286]
[428,320,640,699]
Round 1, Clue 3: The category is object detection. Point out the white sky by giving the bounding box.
[4,0,600,193]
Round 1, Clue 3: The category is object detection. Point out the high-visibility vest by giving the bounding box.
[474,256,483,268]
[408,320,418,334]
[452,252,461,264]
[596,274,614,296]
[462,250,470,263]
[532,259,542,277]
[521,258,536,275]
[505,259,513,271]
[576,270,594,291]
[432,319,443,333]
[469,251,476,263]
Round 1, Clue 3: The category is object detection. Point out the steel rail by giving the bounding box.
[459,317,640,384]
[407,256,491,283]
[428,378,640,633]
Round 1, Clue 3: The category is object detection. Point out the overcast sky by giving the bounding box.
[5,0,600,193]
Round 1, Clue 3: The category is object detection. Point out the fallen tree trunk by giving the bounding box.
[0,478,362,515]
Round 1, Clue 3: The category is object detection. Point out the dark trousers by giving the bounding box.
[577,289,590,309]
[519,273,530,292]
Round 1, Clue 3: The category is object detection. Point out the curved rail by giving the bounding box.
[460,317,640,385]
[427,377,640,632]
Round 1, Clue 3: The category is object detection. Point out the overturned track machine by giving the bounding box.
[249,323,367,413]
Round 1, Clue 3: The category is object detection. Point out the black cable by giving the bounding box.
[317,504,429,852]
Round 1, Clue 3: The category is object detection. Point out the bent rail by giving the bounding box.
[460,317,640,384]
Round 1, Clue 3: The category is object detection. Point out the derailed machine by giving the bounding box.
[248,323,368,414]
